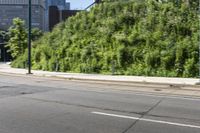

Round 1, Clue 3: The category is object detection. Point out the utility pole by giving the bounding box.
[28,0,32,74]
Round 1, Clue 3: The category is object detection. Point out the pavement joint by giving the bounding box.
[24,97,147,116]
[121,98,164,133]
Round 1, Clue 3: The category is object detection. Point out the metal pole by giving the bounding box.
[28,0,32,74]
[3,44,6,62]
[198,0,200,81]
[197,0,200,84]
[197,0,200,80]
[2,34,6,62]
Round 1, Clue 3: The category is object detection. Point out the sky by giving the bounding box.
[65,0,94,10]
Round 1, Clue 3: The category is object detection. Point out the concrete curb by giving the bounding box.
[0,63,199,89]
[0,68,200,92]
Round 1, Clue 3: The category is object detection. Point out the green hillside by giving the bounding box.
[12,0,200,77]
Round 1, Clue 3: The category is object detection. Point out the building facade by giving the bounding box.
[0,31,11,62]
[0,0,46,30]
[48,6,80,31]
[0,0,73,31]
[45,0,70,30]
[48,0,70,10]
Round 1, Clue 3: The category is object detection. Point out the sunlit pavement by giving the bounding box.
[0,74,200,133]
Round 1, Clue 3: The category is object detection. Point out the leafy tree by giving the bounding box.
[31,28,43,41]
[6,18,43,60]
[6,18,27,59]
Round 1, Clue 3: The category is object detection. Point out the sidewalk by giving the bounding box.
[0,62,200,87]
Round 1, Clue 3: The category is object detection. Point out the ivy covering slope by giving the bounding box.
[12,0,200,77]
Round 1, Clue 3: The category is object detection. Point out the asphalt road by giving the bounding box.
[0,74,200,133]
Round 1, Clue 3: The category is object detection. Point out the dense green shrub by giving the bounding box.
[12,0,200,77]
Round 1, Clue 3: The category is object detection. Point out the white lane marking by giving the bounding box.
[92,112,200,129]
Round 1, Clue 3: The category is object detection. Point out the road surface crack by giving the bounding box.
[121,99,163,133]
[24,97,148,115]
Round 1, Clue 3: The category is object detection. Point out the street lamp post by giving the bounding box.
[199,7,200,84]
[197,0,200,85]
[28,0,32,74]
[2,34,6,62]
